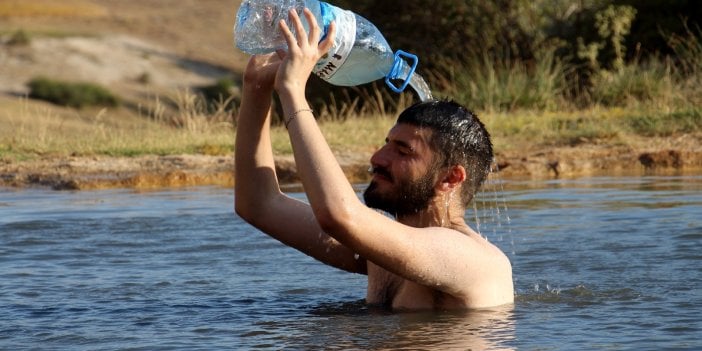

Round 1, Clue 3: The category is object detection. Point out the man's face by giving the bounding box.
[363,124,440,217]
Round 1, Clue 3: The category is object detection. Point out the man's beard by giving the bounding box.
[363,166,437,218]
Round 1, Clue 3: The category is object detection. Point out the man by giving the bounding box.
[234,8,513,310]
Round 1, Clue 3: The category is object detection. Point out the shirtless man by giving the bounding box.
[234,8,513,310]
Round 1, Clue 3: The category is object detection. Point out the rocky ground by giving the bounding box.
[2,140,700,190]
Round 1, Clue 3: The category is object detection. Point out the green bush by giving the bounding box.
[590,59,674,106]
[448,47,570,112]
[235,0,701,115]
[330,0,700,104]
[28,77,119,108]
[334,0,550,79]
[626,109,702,136]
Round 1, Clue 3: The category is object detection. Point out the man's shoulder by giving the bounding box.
[432,225,512,265]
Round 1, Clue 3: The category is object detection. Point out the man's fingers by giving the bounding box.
[318,20,336,54]
[278,18,296,50]
[280,8,333,57]
[287,9,307,48]
[304,8,320,46]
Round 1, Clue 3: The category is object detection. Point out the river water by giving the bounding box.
[1,175,700,350]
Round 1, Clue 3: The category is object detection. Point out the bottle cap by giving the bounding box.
[385,50,419,93]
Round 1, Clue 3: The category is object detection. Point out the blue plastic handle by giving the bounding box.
[385,50,419,93]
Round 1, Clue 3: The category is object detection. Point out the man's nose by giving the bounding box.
[370,146,390,168]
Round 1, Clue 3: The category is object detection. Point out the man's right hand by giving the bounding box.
[242,53,283,93]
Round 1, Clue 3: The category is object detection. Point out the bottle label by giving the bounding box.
[313,2,356,81]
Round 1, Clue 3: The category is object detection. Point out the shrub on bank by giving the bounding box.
[7,29,31,46]
[320,0,701,114]
[27,77,119,108]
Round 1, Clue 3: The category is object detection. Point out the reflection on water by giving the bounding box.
[294,302,516,350]
[1,176,701,349]
[371,307,515,351]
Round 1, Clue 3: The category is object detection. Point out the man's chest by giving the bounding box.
[366,263,450,310]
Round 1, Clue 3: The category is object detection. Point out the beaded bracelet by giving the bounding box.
[285,108,313,129]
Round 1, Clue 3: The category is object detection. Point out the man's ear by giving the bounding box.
[438,165,466,192]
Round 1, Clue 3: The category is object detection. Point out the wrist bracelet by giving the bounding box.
[285,108,313,129]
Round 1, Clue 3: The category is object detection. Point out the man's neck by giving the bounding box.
[396,202,469,233]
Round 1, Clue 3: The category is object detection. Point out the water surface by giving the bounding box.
[1,176,700,349]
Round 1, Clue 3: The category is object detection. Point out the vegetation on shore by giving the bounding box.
[1,90,699,162]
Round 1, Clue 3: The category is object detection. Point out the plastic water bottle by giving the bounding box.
[234,0,423,95]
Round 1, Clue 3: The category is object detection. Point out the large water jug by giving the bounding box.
[234,0,432,99]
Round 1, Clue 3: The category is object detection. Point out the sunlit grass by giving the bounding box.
[2,70,701,163]
[482,106,701,151]
[4,92,700,164]
[0,95,234,160]
[268,113,395,156]
[0,93,394,161]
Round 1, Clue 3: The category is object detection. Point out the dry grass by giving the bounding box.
[0,94,234,159]
[268,114,395,156]
[0,89,399,161]
[0,0,108,18]
[482,105,701,152]
[3,85,700,162]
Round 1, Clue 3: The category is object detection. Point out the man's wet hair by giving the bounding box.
[396,99,493,206]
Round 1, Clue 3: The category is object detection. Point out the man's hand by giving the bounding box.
[243,53,282,92]
[274,8,336,96]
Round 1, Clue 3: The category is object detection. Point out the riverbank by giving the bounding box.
[2,137,701,190]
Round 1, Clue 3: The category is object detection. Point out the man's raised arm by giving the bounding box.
[234,54,366,274]
[271,9,512,305]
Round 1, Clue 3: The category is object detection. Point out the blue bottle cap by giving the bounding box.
[385,50,419,93]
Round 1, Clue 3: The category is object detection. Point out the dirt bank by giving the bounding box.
[2,142,701,190]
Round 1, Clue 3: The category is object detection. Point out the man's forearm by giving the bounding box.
[234,85,280,220]
[278,89,363,236]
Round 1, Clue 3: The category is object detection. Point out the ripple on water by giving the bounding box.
[1,180,701,349]
[517,284,641,306]
[2,220,60,232]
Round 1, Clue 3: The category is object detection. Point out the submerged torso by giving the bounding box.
[366,262,468,310]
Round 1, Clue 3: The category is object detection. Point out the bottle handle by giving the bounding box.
[385,50,418,93]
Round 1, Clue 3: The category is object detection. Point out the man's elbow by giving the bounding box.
[234,186,265,223]
[234,197,257,224]
[313,203,357,236]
